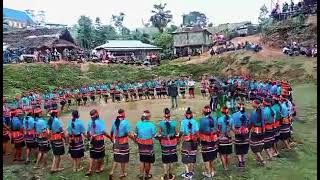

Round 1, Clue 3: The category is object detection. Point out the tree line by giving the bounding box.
[73,3,212,53]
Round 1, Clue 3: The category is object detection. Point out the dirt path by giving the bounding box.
[59,96,209,132]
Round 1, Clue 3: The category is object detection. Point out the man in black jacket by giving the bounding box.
[168,80,178,108]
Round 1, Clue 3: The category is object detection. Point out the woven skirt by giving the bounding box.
[69,137,85,158]
[234,134,249,155]
[161,88,167,95]
[37,137,51,153]
[218,137,233,155]
[180,88,186,94]
[156,88,161,96]
[138,144,155,163]
[264,129,275,149]
[181,141,198,164]
[113,142,129,163]
[90,139,105,159]
[200,141,218,162]
[12,133,26,148]
[51,139,65,156]
[250,133,264,153]
[279,124,291,140]
[161,145,178,164]
[25,134,38,148]
[274,124,281,143]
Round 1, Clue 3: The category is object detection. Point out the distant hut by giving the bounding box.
[3,28,81,52]
[171,27,212,57]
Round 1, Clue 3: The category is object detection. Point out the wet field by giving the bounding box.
[3,83,317,180]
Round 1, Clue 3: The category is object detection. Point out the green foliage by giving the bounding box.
[165,24,178,33]
[152,32,173,50]
[131,30,151,44]
[182,11,208,27]
[76,16,94,49]
[258,4,271,32]
[111,12,125,33]
[150,3,173,33]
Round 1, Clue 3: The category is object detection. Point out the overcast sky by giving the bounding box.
[4,0,301,29]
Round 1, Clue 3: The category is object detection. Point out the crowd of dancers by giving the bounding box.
[3,76,296,179]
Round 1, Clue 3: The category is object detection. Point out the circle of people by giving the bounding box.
[3,76,296,180]
[5,77,197,114]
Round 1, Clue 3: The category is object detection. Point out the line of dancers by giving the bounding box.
[3,94,295,179]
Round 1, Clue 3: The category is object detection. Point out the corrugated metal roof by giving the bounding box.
[3,8,34,23]
[95,40,161,50]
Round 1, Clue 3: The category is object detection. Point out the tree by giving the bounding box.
[77,15,94,49]
[258,4,270,31]
[166,25,178,33]
[208,23,213,27]
[152,32,173,50]
[101,25,118,40]
[149,3,173,33]
[95,17,101,28]
[112,12,125,34]
[183,11,208,27]
[132,29,151,44]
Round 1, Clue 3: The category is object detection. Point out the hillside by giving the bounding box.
[261,15,317,48]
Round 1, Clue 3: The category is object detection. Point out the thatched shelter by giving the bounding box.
[3,28,81,51]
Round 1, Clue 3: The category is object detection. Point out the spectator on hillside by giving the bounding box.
[283,2,289,12]
[210,48,215,56]
[290,0,295,11]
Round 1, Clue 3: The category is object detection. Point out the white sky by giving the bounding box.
[4,0,302,29]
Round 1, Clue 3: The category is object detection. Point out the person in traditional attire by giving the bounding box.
[23,109,38,164]
[134,110,156,179]
[48,109,65,173]
[262,99,276,160]
[34,108,51,169]
[67,110,86,172]
[217,106,233,171]
[180,107,199,179]
[85,109,110,176]
[157,108,178,180]
[109,109,132,179]
[232,103,250,168]
[11,109,26,162]
[249,100,266,166]
[271,96,282,157]
[199,105,218,177]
